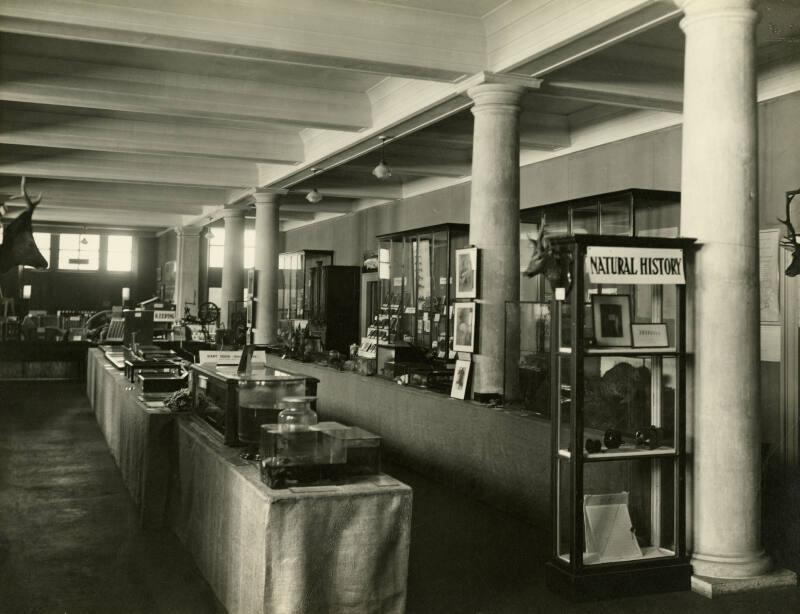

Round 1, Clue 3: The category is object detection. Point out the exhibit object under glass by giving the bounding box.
[544,234,695,600]
[190,362,319,446]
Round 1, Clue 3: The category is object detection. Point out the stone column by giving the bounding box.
[678,0,770,581]
[466,76,529,400]
[174,226,201,318]
[253,191,281,344]
[220,208,245,328]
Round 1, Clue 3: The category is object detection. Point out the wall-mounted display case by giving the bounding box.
[374,224,469,375]
[544,234,695,600]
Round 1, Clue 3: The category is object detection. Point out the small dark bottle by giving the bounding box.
[603,429,622,449]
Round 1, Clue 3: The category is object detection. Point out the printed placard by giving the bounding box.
[586,247,685,285]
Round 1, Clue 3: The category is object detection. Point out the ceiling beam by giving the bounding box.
[23,206,183,228]
[0,53,372,131]
[489,0,682,76]
[0,106,304,164]
[0,0,484,81]
[542,77,682,113]
[0,145,257,188]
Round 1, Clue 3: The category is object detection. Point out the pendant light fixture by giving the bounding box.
[306,168,323,203]
[205,216,215,240]
[80,225,89,245]
[372,136,392,180]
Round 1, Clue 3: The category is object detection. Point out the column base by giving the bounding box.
[692,568,797,598]
[691,550,772,579]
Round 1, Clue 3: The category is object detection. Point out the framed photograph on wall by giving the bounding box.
[450,359,472,400]
[591,294,632,347]
[455,247,478,299]
[453,302,477,353]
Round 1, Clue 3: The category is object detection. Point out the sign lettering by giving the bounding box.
[586,247,685,285]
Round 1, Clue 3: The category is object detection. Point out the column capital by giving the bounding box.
[174,225,203,238]
[677,0,757,28]
[221,207,246,219]
[253,190,285,205]
[461,72,536,113]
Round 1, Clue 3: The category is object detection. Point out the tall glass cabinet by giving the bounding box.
[544,234,695,599]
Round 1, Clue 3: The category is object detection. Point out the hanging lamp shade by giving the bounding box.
[372,136,392,180]
[306,168,323,203]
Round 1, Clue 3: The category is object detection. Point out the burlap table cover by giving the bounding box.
[170,417,412,614]
[86,348,174,527]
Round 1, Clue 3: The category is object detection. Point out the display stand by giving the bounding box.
[544,235,695,599]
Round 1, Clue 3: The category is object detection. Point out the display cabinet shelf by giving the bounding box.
[558,445,677,461]
[545,234,695,600]
[558,347,679,356]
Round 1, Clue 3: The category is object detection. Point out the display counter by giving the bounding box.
[171,416,411,614]
[262,354,553,523]
[86,348,174,528]
[87,348,412,614]
[0,340,92,380]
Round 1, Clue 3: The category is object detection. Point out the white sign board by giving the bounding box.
[199,350,241,364]
[586,246,685,285]
[153,309,177,322]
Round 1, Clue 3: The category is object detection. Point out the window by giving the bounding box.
[28,232,51,269]
[107,235,133,272]
[58,233,100,270]
[208,228,255,269]
[208,228,225,268]
[244,229,256,269]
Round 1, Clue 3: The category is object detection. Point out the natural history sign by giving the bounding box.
[586,246,686,285]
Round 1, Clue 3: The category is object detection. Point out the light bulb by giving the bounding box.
[372,160,392,180]
[306,188,323,203]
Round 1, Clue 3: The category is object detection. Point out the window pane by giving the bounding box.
[108,235,132,252]
[60,234,79,250]
[82,234,100,250]
[210,228,225,247]
[209,245,224,268]
[60,249,80,270]
[244,247,255,269]
[107,235,133,271]
[107,250,132,272]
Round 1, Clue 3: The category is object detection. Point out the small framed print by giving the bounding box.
[455,247,478,299]
[632,323,669,348]
[591,294,632,347]
[450,359,471,400]
[453,302,476,353]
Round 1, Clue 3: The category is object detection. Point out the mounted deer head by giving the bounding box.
[779,189,800,277]
[524,224,571,292]
[0,177,48,274]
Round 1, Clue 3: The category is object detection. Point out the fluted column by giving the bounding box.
[678,0,769,580]
[174,226,201,318]
[466,77,529,400]
[253,191,281,344]
[220,208,245,328]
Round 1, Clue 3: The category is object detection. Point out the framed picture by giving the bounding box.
[455,247,478,299]
[591,294,632,347]
[632,323,669,348]
[450,359,471,400]
[453,302,476,353]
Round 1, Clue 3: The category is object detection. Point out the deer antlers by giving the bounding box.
[779,190,799,251]
[778,189,800,277]
[3,177,42,213]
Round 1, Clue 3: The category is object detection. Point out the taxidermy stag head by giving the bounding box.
[524,224,571,291]
[0,177,48,274]
[779,189,800,277]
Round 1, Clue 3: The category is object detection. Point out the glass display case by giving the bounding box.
[544,234,694,600]
[278,250,333,321]
[511,189,681,407]
[374,224,469,377]
[190,362,319,446]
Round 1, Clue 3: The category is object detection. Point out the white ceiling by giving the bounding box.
[0,0,798,234]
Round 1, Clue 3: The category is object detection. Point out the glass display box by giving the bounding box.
[374,224,469,377]
[190,362,319,446]
[544,234,694,600]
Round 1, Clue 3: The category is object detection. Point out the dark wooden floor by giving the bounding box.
[1,380,798,614]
